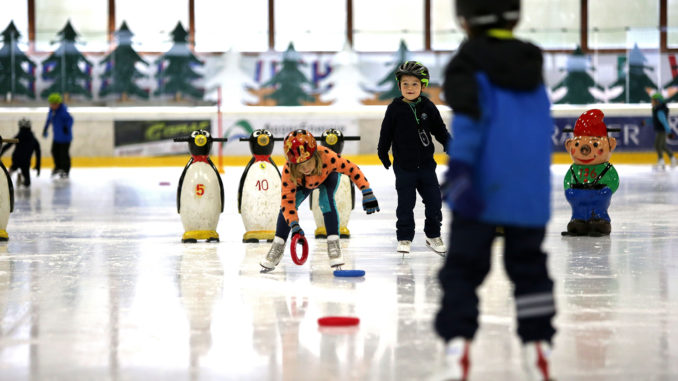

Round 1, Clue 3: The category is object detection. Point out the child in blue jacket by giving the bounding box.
[434,1,556,380]
[43,93,73,179]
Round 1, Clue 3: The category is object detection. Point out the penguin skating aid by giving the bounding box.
[309,129,360,238]
[0,137,18,241]
[237,130,283,242]
[174,130,227,243]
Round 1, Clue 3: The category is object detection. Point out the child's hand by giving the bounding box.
[442,160,484,219]
[361,188,380,214]
[381,158,391,170]
[290,221,304,237]
[42,129,48,138]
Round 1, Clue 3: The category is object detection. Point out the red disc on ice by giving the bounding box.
[317,316,360,327]
[290,234,308,265]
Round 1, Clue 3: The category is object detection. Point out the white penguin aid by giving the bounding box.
[237,129,283,242]
[174,130,227,243]
[0,137,18,241]
[310,129,360,238]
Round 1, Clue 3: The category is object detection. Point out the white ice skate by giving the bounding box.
[521,341,552,381]
[260,237,285,273]
[397,240,411,254]
[426,237,446,256]
[429,338,470,381]
[655,158,666,170]
[327,235,344,268]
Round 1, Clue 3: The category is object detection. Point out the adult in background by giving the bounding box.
[42,93,73,179]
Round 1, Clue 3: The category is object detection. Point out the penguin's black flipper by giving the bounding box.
[269,157,281,177]
[238,157,255,214]
[176,158,193,214]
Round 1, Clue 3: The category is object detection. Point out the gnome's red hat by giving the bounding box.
[574,109,607,137]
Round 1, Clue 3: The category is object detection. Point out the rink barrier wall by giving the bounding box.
[0,104,672,167]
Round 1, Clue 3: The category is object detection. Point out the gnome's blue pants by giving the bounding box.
[275,172,340,239]
[565,187,612,222]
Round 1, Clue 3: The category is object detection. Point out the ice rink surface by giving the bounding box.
[0,163,677,381]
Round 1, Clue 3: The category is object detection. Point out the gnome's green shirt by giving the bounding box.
[564,163,619,193]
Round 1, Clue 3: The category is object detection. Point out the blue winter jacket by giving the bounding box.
[444,32,552,227]
[43,104,73,143]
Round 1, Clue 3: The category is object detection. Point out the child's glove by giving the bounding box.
[63,127,68,135]
[42,129,48,138]
[380,158,391,170]
[442,159,484,219]
[289,221,304,237]
[361,188,380,214]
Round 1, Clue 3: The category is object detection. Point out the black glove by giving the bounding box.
[442,159,484,219]
[668,132,677,140]
[361,188,380,214]
[381,158,391,170]
[63,127,68,134]
[290,221,304,237]
[34,167,40,177]
[42,129,48,138]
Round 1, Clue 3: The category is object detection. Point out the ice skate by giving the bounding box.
[397,240,411,254]
[426,236,446,256]
[521,341,552,381]
[327,235,344,268]
[260,237,285,272]
[430,338,470,381]
[654,158,665,170]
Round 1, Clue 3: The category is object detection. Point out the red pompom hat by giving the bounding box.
[573,109,608,137]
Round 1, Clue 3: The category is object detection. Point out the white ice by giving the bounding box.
[0,164,677,380]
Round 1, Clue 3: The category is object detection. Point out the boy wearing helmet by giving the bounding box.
[43,93,73,179]
[260,129,380,272]
[377,61,451,255]
[435,1,556,380]
[0,118,41,187]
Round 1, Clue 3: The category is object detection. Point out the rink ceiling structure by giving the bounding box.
[0,164,676,380]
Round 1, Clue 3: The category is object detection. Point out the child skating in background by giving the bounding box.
[0,118,41,187]
[377,61,451,255]
[434,0,556,380]
[260,129,380,273]
[650,93,677,169]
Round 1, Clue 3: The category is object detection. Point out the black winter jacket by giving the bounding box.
[377,96,451,171]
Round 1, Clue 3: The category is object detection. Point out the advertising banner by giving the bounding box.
[217,117,361,156]
[114,120,211,156]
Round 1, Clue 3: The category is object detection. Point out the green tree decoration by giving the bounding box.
[552,46,604,104]
[154,22,204,100]
[99,21,149,100]
[41,21,93,99]
[377,40,410,100]
[610,44,656,103]
[0,21,36,100]
[262,42,314,106]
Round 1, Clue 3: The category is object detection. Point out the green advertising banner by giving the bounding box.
[114,120,211,156]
